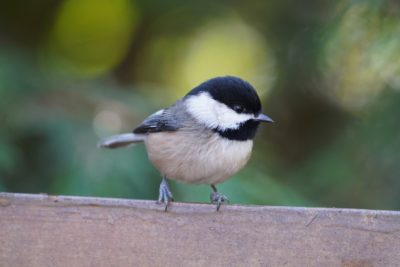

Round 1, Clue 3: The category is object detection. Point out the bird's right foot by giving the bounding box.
[157,177,174,212]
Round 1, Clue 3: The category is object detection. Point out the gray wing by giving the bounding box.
[133,108,182,134]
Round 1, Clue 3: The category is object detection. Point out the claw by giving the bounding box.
[157,177,174,212]
[210,185,229,211]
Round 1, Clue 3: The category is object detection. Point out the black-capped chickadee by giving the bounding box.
[98,76,273,211]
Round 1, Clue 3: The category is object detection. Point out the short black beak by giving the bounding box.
[255,113,274,123]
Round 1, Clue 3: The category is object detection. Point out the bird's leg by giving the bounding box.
[157,176,174,212]
[210,184,229,211]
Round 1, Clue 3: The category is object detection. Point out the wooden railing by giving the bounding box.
[1,193,399,266]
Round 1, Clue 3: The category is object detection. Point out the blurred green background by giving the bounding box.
[1,0,400,210]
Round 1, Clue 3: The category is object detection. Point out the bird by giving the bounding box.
[98,76,273,211]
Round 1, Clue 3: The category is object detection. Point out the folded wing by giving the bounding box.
[133,109,181,134]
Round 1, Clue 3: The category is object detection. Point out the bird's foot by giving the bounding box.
[210,191,229,211]
[157,177,174,212]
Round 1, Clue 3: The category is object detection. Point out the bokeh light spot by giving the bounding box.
[323,2,400,110]
[48,0,138,77]
[180,18,275,97]
[93,110,122,138]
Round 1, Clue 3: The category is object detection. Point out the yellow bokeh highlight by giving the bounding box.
[179,19,275,97]
[49,0,138,77]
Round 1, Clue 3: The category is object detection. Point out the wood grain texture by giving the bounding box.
[1,193,400,267]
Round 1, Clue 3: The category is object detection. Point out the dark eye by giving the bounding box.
[233,105,245,113]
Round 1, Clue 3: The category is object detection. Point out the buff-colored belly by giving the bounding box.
[144,132,253,185]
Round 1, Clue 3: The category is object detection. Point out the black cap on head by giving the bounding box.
[186,76,262,115]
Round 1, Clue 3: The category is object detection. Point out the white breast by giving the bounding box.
[144,131,253,185]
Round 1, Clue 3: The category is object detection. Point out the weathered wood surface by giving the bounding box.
[0,193,400,267]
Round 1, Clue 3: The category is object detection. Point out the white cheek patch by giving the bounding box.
[185,92,254,130]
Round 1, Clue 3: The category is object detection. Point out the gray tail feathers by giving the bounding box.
[97,133,145,149]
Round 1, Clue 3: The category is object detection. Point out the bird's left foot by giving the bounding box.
[210,185,229,211]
